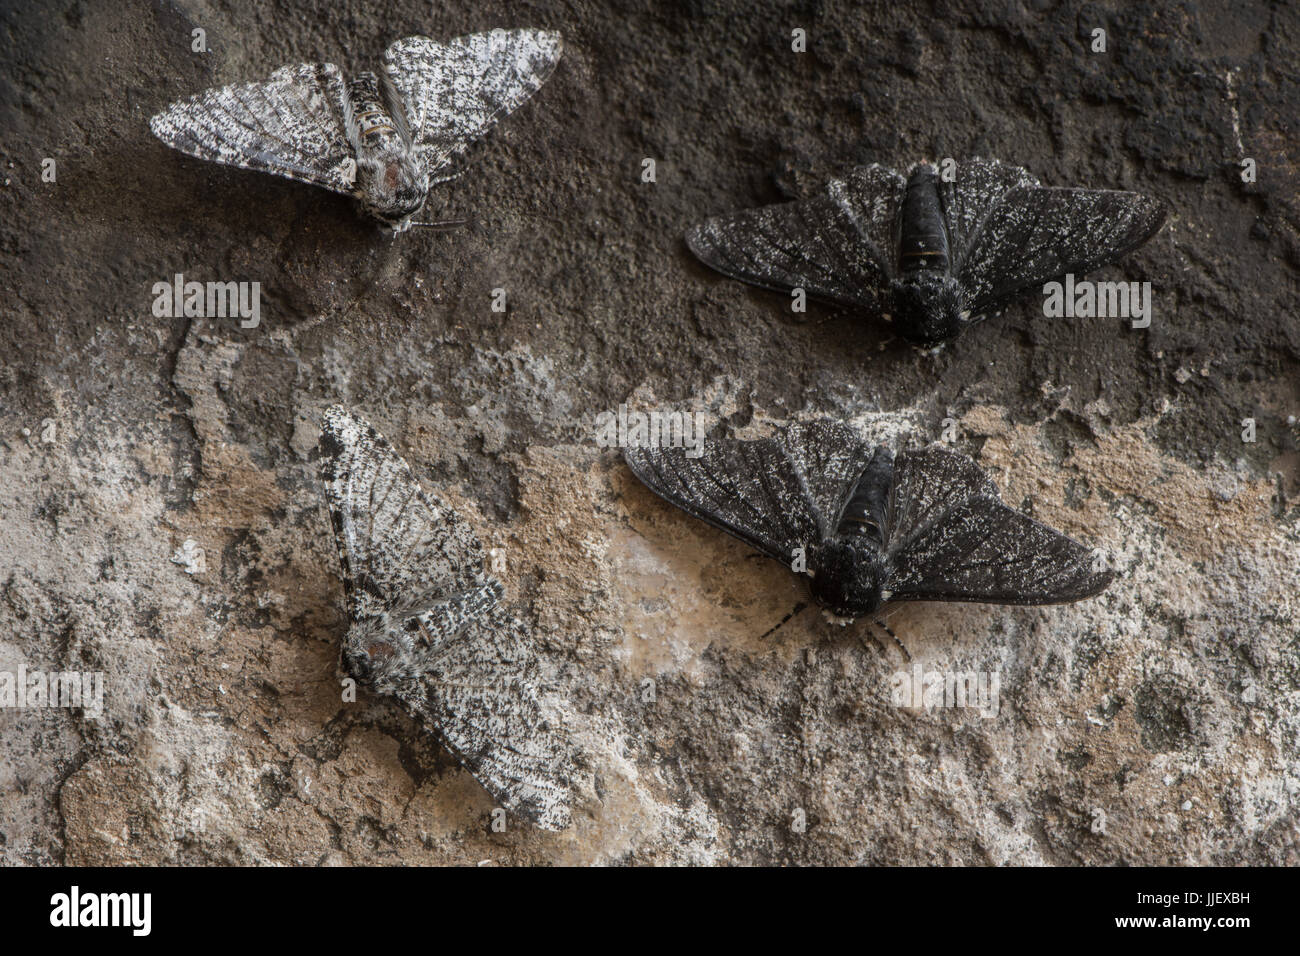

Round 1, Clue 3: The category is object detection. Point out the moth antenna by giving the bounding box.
[871,618,912,663]
[759,602,809,641]
[410,217,469,230]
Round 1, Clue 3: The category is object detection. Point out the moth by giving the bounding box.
[624,419,1112,621]
[686,159,1167,344]
[317,405,575,830]
[150,29,563,234]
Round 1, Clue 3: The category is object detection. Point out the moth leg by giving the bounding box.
[758,602,808,641]
[869,618,912,663]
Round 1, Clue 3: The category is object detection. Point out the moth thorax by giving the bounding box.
[342,623,406,690]
[810,539,885,618]
[889,272,967,345]
[356,146,428,231]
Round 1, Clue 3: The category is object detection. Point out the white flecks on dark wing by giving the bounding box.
[317,405,576,830]
[684,164,904,317]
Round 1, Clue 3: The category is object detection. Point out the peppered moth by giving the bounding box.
[686,159,1167,344]
[318,405,575,830]
[150,29,563,233]
[625,419,1112,619]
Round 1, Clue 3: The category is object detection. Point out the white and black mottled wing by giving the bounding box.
[624,430,824,564]
[942,160,1167,317]
[150,63,357,194]
[685,164,907,315]
[383,29,563,186]
[881,446,1112,604]
[318,405,484,621]
[318,407,575,830]
[401,599,575,831]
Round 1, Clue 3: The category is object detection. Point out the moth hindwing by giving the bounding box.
[317,404,575,830]
[624,418,1112,620]
[686,158,1166,344]
[150,29,563,233]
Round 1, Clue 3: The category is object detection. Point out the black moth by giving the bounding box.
[624,419,1112,619]
[686,159,1167,345]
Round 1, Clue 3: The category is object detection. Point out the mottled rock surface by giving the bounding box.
[0,0,1296,865]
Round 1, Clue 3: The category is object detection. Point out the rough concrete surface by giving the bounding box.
[1,0,1297,865]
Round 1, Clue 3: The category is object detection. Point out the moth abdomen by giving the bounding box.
[897,164,951,274]
[345,72,401,144]
[835,446,894,544]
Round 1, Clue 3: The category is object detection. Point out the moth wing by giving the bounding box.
[779,420,883,532]
[403,602,575,831]
[150,63,357,194]
[954,182,1167,316]
[685,164,906,314]
[623,433,823,564]
[935,158,1039,271]
[383,30,563,185]
[317,405,485,621]
[882,446,1112,604]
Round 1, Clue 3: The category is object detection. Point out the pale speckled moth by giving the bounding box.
[150,29,562,234]
[317,405,576,830]
[686,158,1166,345]
[624,419,1112,619]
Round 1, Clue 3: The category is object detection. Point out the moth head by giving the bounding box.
[357,150,429,234]
[889,273,968,345]
[809,539,885,619]
[341,620,410,692]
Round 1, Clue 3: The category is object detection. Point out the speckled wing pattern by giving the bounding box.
[318,405,484,621]
[149,62,357,193]
[934,158,1038,273]
[623,420,880,560]
[882,445,1113,604]
[384,29,564,185]
[623,429,822,562]
[943,159,1167,317]
[685,164,906,315]
[318,405,574,830]
[403,600,575,830]
[774,421,881,535]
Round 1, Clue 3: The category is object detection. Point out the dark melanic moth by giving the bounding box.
[686,159,1167,345]
[318,405,576,830]
[150,29,562,234]
[624,419,1112,620]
